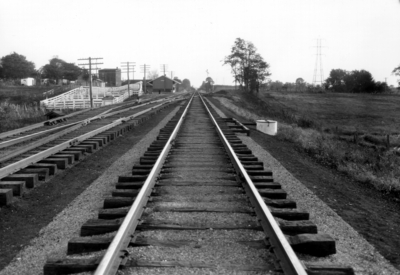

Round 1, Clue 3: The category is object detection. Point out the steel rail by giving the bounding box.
[0,108,91,140]
[0,122,86,164]
[0,123,81,149]
[200,95,307,275]
[0,96,180,151]
[232,117,250,132]
[0,101,169,180]
[94,92,195,275]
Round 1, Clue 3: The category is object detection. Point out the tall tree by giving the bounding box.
[325,69,347,92]
[42,57,82,83]
[0,52,35,79]
[326,69,377,93]
[182,79,191,90]
[346,70,375,93]
[295,78,306,92]
[63,62,82,81]
[147,70,159,80]
[199,77,214,92]
[223,38,271,92]
[393,65,400,86]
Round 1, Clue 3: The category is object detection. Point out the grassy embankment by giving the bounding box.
[208,88,400,196]
[0,86,71,133]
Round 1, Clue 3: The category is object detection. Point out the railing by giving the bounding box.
[40,82,143,109]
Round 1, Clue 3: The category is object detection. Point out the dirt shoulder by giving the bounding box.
[0,103,179,270]
[207,97,400,271]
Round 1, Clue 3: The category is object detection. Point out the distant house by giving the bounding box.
[58,79,69,85]
[123,79,153,93]
[21,77,36,86]
[75,76,104,87]
[98,68,122,87]
[148,75,181,93]
[93,79,105,87]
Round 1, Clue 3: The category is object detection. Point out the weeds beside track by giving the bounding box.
[207,90,400,196]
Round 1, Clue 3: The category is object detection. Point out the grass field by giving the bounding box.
[261,90,400,134]
[208,88,400,196]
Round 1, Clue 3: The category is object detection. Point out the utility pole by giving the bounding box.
[160,64,168,93]
[140,64,150,94]
[121,62,136,97]
[385,77,388,92]
[78,57,103,108]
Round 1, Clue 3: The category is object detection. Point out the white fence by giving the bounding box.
[40,82,142,109]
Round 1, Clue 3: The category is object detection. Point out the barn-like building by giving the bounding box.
[148,75,181,93]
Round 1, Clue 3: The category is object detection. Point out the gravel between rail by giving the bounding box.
[0,104,182,275]
[206,98,400,275]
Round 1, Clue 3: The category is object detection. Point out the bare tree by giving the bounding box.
[393,65,400,86]
[147,69,159,80]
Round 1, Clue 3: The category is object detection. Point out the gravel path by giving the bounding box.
[0,106,182,275]
[206,98,400,275]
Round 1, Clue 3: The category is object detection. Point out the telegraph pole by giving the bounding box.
[160,64,169,93]
[78,57,103,108]
[140,64,150,94]
[121,62,136,97]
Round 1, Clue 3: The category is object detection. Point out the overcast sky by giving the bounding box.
[1,0,399,87]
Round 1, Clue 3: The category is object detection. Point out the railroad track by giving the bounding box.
[0,94,186,206]
[43,92,354,275]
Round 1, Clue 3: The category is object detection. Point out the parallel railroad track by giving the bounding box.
[0,95,178,153]
[43,92,354,275]
[0,94,186,206]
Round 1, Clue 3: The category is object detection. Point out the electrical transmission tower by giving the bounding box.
[312,38,325,87]
[121,62,136,97]
[78,57,103,108]
[140,64,150,94]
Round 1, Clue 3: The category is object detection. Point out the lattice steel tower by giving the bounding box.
[312,38,324,87]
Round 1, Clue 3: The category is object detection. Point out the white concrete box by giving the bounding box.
[256,120,277,136]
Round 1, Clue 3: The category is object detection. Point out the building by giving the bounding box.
[98,68,121,87]
[21,77,36,86]
[149,75,181,93]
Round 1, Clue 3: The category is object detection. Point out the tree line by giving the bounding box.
[222,38,399,94]
[324,69,389,93]
[0,52,87,84]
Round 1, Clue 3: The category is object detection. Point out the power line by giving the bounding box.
[160,64,169,93]
[160,64,168,76]
[78,57,103,108]
[140,64,150,94]
[121,62,136,97]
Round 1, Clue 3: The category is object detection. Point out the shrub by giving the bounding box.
[0,101,47,133]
